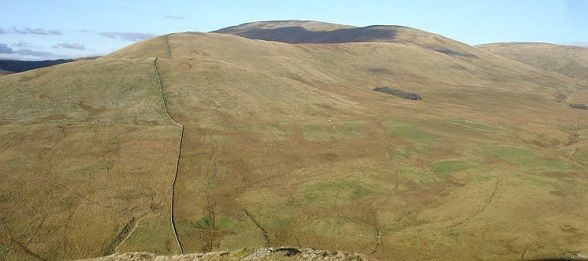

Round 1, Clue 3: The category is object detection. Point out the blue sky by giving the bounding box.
[1,0,587,60]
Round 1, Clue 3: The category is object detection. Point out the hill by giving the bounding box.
[214,20,487,59]
[0,57,99,74]
[478,42,588,81]
[0,59,74,73]
[479,42,588,106]
[0,68,11,76]
[215,20,354,34]
[0,22,587,260]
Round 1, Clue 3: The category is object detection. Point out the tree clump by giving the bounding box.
[569,103,587,110]
[373,86,422,100]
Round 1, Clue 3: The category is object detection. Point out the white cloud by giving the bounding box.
[53,43,86,50]
[97,31,155,41]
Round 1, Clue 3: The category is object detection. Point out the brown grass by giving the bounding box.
[0,30,587,260]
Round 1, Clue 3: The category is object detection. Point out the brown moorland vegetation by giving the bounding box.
[1,21,587,260]
[478,42,588,82]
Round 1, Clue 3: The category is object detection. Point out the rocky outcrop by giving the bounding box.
[81,247,372,261]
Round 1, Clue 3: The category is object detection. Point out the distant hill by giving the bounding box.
[0,68,11,75]
[0,59,74,73]
[478,42,588,81]
[0,57,101,74]
[216,20,354,34]
[214,20,484,59]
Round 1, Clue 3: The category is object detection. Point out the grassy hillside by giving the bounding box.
[479,43,588,106]
[479,42,588,81]
[0,58,182,260]
[1,23,587,260]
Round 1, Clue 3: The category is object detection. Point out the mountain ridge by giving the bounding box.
[213,20,483,59]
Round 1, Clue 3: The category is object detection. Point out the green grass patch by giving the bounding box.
[450,119,502,132]
[264,123,289,141]
[188,214,235,231]
[304,181,372,207]
[302,124,331,141]
[443,228,461,239]
[474,175,493,182]
[301,123,363,141]
[202,134,232,144]
[61,161,112,177]
[386,119,436,143]
[123,220,172,254]
[335,123,362,137]
[431,160,477,175]
[305,216,370,239]
[518,174,552,188]
[0,244,8,259]
[397,166,439,183]
[484,146,571,172]
[193,215,215,229]
[275,217,293,226]
[386,145,412,159]
[240,123,289,142]
[216,216,235,230]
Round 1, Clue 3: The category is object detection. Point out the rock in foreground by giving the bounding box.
[82,247,372,261]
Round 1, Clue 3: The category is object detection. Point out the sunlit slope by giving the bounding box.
[478,43,588,104]
[217,20,575,77]
[108,33,586,259]
[0,58,182,260]
[108,33,579,102]
[0,59,170,124]
[479,42,588,81]
[479,43,588,105]
[0,28,587,261]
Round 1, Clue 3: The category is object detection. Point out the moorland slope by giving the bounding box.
[478,42,588,81]
[479,42,588,105]
[0,21,587,260]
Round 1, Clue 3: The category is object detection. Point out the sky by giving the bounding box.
[1,0,587,60]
